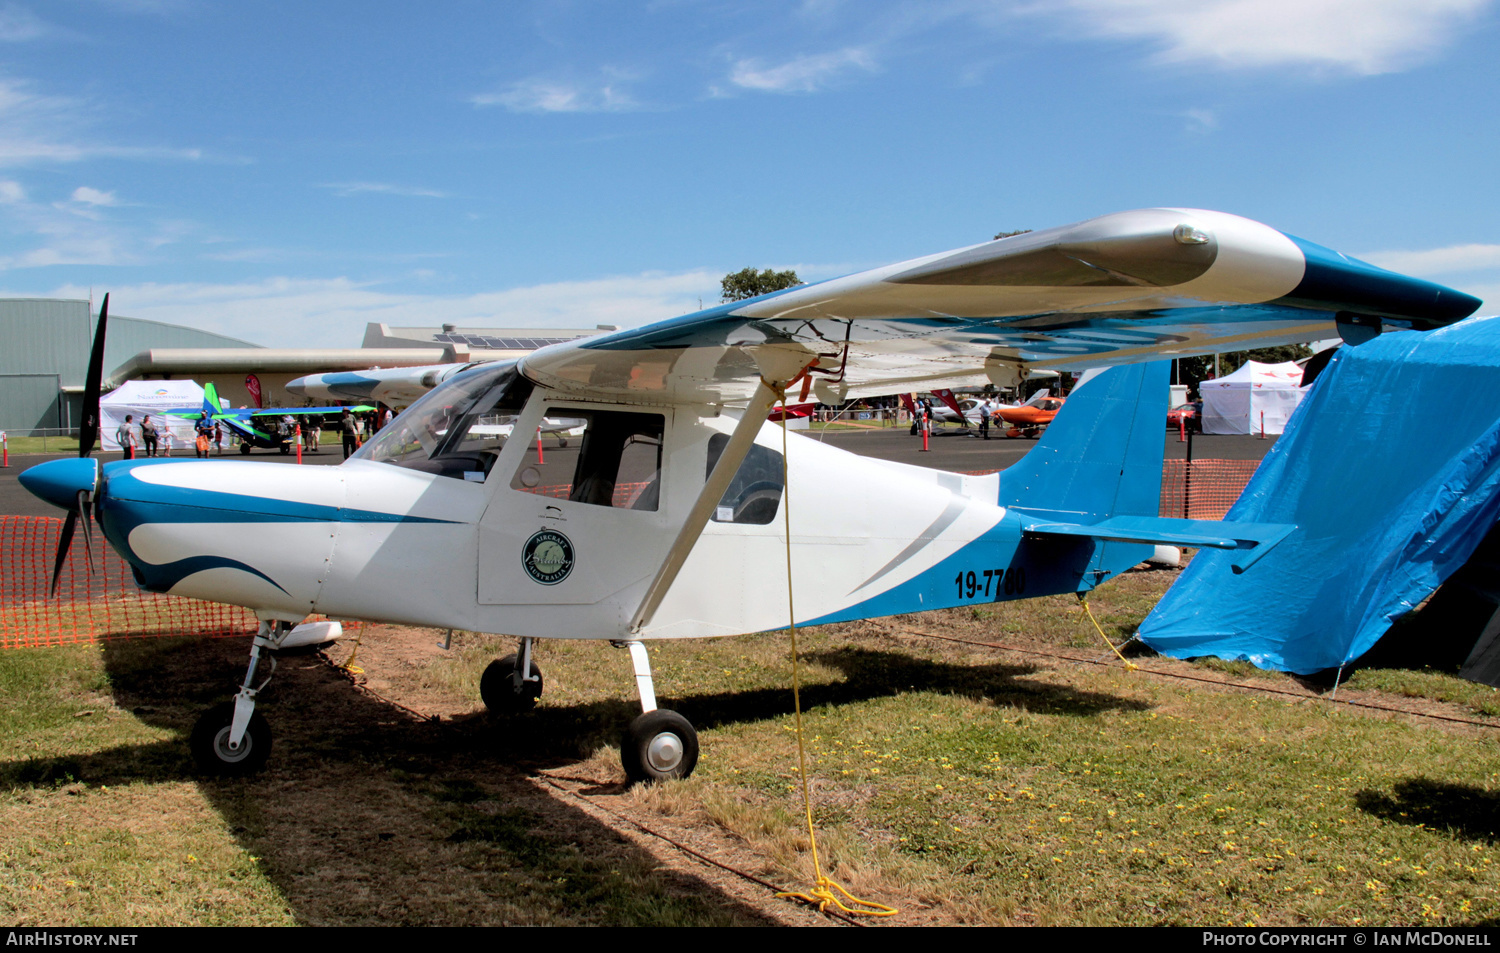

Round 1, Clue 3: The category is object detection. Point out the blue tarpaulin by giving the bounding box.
[1140,315,1500,674]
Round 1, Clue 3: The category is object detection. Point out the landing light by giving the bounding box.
[1173,224,1211,245]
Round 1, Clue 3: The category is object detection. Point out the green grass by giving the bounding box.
[3,435,82,454]
[410,580,1500,926]
[1343,668,1500,718]
[0,644,296,926]
[5,572,1500,925]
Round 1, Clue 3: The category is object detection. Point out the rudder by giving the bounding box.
[998,361,1170,522]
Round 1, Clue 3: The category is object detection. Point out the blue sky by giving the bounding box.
[0,0,1495,346]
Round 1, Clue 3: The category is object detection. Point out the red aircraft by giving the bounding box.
[994,393,1066,438]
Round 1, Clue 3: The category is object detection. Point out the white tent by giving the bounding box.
[100,380,210,452]
[1199,360,1305,435]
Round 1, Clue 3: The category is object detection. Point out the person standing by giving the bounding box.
[341,409,358,459]
[213,420,224,455]
[194,412,213,458]
[116,415,137,460]
[977,398,991,440]
[140,415,158,457]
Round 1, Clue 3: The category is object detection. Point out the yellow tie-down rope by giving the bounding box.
[339,621,367,675]
[767,381,898,919]
[1078,593,1137,671]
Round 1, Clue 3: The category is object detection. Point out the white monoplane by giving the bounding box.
[20,209,1480,782]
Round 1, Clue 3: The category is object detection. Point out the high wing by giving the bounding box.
[515,208,1480,407]
[288,363,489,404]
[247,405,375,418]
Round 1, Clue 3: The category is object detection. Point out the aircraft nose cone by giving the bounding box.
[18,458,99,511]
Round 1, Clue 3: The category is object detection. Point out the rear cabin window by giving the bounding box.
[510,409,664,511]
[706,433,784,525]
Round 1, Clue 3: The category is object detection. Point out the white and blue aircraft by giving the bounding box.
[19,209,1482,782]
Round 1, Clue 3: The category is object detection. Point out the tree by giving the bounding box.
[721,267,802,302]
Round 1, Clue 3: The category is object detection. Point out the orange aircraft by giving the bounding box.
[994,393,1066,438]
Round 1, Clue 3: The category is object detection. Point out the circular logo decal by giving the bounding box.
[522,529,575,585]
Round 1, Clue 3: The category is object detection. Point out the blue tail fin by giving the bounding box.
[998,361,1169,522]
[202,381,220,416]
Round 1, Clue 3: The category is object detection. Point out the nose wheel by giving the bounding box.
[190,702,272,775]
[190,620,288,776]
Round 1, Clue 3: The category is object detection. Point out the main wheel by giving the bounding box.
[239,442,252,455]
[190,702,272,776]
[621,709,698,784]
[480,654,543,713]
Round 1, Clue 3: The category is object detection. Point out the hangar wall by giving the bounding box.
[0,299,261,432]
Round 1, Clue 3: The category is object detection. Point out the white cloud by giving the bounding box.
[0,179,23,203]
[729,48,877,93]
[472,78,638,113]
[1363,243,1500,277]
[30,270,725,348]
[70,186,119,206]
[320,181,448,199]
[0,77,204,166]
[1018,0,1490,74]
[0,4,51,42]
[1181,107,1218,133]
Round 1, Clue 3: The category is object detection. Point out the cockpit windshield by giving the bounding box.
[353,362,533,481]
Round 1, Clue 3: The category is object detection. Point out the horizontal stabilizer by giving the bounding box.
[1020,515,1296,574]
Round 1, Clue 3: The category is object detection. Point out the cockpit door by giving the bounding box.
[477,393,673,608]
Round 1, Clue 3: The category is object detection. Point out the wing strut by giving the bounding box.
[629,379,780,633]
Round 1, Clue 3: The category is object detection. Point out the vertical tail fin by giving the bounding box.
[202,382,220,416]
[998,361,1169,522]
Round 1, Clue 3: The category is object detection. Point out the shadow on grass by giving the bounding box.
[0,633,1148,924]
[1354,778,1500,843]
[0,635,790,926]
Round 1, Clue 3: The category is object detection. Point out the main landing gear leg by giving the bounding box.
[190,620,284,775]
[614,639,698,784]
[480,637,543,713]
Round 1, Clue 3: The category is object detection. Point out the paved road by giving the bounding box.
[0,426,1274,518]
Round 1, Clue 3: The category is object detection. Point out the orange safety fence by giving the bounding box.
[960,457,1260,521]
[2,464,1257,650]
[517,480,652,508]
[0,515,257,649]
[1158,459,1261,520]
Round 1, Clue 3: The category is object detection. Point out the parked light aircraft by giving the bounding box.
[166,382,375,454]
[19,209,1482,782]
[995,391,1067,438]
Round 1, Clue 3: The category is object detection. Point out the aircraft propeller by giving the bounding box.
[36,294,108,594]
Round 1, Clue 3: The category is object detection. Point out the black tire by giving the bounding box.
[279,442,291,455]
[480,654,543,713]
[190,701,272,776]
[621,709,698,784]
[239,442,252,455]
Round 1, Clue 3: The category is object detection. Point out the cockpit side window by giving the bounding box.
[510,408,664,511]
[705,433,784,525]
[355,363,533,481]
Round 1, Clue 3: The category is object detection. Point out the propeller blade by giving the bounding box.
[78,294,109,459]
[77,489,94,575]
[49,510,78,596]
